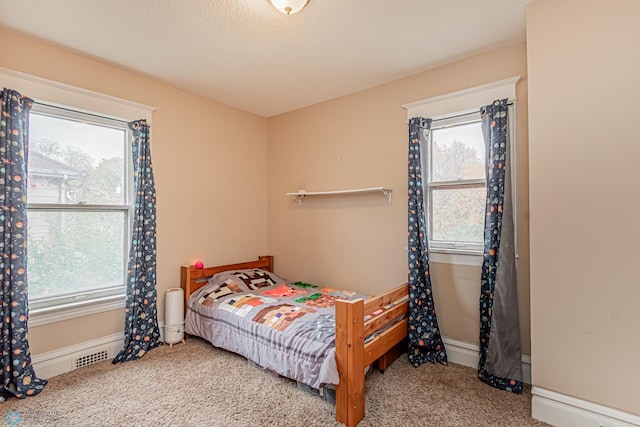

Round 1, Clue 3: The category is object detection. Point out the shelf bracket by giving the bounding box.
[381,189,392,202]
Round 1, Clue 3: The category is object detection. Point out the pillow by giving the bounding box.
[206,268,288,292]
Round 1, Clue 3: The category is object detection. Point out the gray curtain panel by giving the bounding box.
[478,99,522,393]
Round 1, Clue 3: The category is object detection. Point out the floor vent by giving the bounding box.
[75,349,109,369]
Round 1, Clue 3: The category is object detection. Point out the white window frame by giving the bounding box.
[402,76,519,265]
[28,103,133,310]
[0,67,155,325]
[425,111,485,254]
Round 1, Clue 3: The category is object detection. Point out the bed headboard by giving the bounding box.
[180,255,274,309]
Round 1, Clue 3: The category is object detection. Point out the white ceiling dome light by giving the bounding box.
[268,0,310,15]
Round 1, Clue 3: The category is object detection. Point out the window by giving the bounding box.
[27,104,132,311]
[424,112,486,253]
[403,76,519,263]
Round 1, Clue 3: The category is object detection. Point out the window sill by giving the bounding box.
[429,249,483,266]
[29,295,126,327]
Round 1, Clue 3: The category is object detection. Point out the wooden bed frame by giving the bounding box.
[180,255,409,427]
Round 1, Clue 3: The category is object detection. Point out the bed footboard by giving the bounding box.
[334,283,409,427]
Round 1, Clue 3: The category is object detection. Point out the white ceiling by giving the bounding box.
[0,0,530,117]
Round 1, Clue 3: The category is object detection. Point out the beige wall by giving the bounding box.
[4,1,638,418]
[0,29,269,355]
[3,25,534,374]
[267,43,531,354]
[527,0,640,416]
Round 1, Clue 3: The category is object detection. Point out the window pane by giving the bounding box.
[431,187,485,243]
[28,113,126,205]
[431,122,485,182]
[27,211,125,300]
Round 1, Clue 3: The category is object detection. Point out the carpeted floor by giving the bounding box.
[2,338,548,426]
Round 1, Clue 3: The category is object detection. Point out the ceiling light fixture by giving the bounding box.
[268,0,310,15]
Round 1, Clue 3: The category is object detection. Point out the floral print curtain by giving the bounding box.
[113,120,161,363]
[0,88,47,400]
[478,99,522,393]
[407,117,448,367]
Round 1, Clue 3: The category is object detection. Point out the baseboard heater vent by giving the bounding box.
[75,349,109,368]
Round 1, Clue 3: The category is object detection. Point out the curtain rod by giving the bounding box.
[32,100,132,125]
[431,100,514,124]
[410,99,515,124]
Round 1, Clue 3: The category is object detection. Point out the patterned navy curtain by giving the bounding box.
[478,99,522,393]
[0,88,47,400]
[407,117,447,367]
[113,120,161,363]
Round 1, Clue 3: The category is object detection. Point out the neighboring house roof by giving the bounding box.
[28,151,84,178]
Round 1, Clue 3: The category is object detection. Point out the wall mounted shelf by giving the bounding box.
[286,187,392,205]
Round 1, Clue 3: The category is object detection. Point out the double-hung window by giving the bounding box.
[424,112,486,254]
[404,76,519,262]
[27,103,132,312]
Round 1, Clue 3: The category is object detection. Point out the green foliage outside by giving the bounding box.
[27,139,127,300]
[430,140,485,244]
[28,212,125,299]
[432,187,485,242]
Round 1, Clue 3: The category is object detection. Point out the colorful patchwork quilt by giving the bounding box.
[184,269,367,389]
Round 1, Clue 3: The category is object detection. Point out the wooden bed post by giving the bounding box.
[258,255,274,273]
[335,298,365,427]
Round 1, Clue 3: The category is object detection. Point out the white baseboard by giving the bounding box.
[31,333,124,379]
[442,336,532,384]
[442,338,640,426]
[31,321,166,379]
[532,387,640,427]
